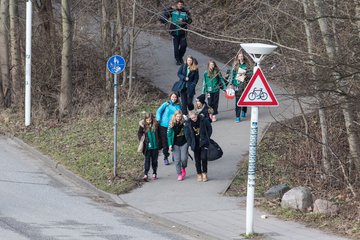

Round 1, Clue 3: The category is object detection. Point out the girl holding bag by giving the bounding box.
[228,51,251,123]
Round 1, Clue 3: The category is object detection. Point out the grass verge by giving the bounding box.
[1,96,163,195]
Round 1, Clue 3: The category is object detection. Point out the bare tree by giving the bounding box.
[302,0,331,174]
[102,0,112,97]
[0,0,10,108]
[9,0,21,108]
[313,0,360,175]
[59,0,73,117]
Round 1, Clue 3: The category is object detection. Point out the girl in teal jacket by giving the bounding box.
[156,92,181,165]
[202,60,226,122]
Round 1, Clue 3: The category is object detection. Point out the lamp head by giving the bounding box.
[240,43,278,65]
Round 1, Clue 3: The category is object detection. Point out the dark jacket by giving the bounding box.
[196,103,213,122]
[138,120,162,155]
[185,115,212,151]
[177,64,199,97]
[160,6,192,37]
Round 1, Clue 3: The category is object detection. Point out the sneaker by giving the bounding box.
[235,117,241,123]
[143,175,148,182]
[241,111,246,118]
[181,168,186,178]
[152,174,158,180]
[164,158,170,165]
[183,114,188,121]
[177,175,183,181]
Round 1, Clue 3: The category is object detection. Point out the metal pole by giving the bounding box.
[25,0,32,126]
[113,74,118,177]
[246,64,260,235]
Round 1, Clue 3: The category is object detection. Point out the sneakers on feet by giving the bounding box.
[177,175,183,181]
[241,111,246,118]
[181,168,186,178]
[152,174,157,180]
[235,117,241,123]
[164,158,170,165]
[143,175,148,182]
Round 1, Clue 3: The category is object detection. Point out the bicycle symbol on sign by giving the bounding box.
[248,88,268,100]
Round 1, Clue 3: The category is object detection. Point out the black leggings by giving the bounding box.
[159,126,169,158]
[235,91,247,117]
[180,90,194,115]
[207,92,220,115]
[194,147,208,174]
[144,149,158,175]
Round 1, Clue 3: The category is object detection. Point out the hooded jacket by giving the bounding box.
[156,101,181,128]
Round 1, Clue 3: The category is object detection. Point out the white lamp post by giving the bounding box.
[25,0,32,126]
[240,43,277,236]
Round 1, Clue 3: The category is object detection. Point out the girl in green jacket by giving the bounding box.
[167,110,188,181]
[202,60,226,122]
[228,51,251,123]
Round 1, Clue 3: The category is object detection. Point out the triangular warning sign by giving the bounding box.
[237,67,278,107]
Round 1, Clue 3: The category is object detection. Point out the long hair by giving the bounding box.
[169,110,184,128]
[168,92,180,104]
[143,112,158,132]
[207,60,219,78]
[186,55,198,71]
[233,50,250,70]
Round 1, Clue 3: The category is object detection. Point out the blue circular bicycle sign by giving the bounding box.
[107,55,126,75]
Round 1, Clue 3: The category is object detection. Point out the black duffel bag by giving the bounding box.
[207,139,223,161]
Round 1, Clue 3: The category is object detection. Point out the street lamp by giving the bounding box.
[240,43,277,236]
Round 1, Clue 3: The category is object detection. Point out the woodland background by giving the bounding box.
[0,0,360,237]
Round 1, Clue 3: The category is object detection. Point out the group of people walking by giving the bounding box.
[137,0,253,183]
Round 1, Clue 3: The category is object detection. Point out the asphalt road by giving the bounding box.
[0,136,208,240]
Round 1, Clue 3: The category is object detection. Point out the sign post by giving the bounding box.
[107,55,126,177]
[238,43,278,236]
[25,0,33,126]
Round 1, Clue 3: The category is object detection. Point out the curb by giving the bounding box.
[11,136,220,240]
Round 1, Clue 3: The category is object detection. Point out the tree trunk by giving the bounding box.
[35,0,56,64]
[59,0,73,118]
[0,0,10,108]
[127,0,136,99]
[116,0,127,87]
[102,0,112,97]
[302,0,331,174]
[9,0,21,108]
[314,0,360,173]
[356,0,360,38]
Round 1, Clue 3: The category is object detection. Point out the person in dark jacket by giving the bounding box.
[160,0,192,65]
[138,112,162,181]
[194,93,213,121]
[177,55,199,116]
[185,110,212,182]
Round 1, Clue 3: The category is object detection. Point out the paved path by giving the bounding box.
[0,136,209,240]
[120,32,348,240]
